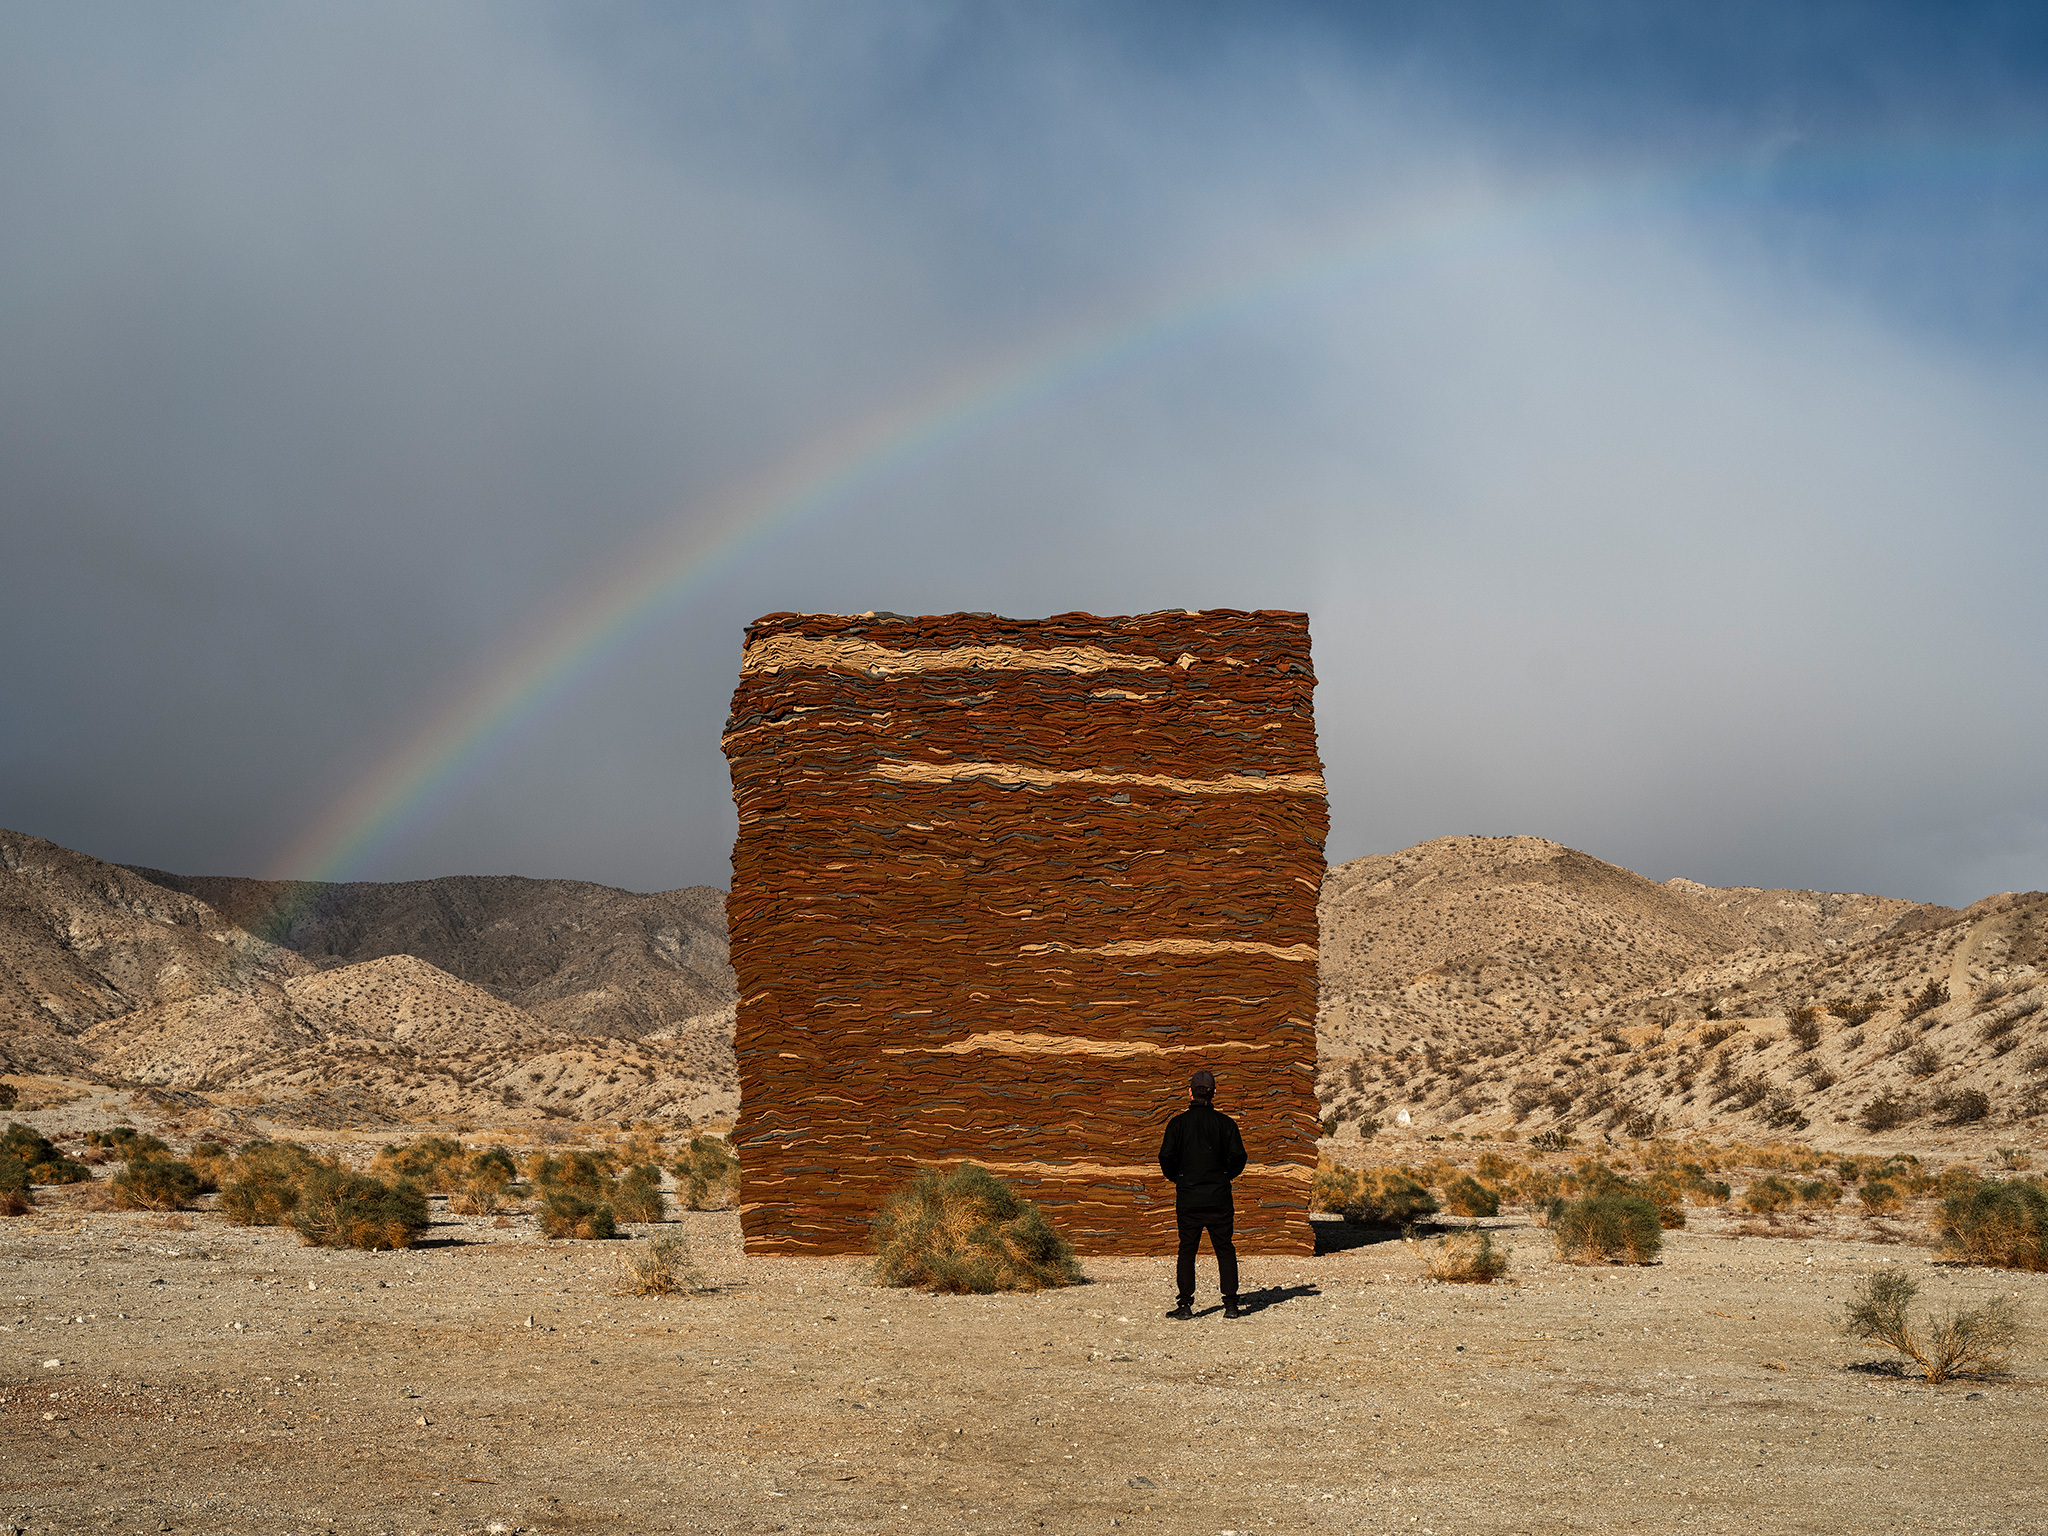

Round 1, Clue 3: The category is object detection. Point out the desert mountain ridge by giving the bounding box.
[5,824,2043,1143]
[1,828,738,1124]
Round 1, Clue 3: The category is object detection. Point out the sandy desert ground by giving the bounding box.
[5,1110,2045,1535]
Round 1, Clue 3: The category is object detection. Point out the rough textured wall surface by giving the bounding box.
[722,610,1326,1255]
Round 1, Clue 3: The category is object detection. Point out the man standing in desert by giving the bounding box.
[1158,1068,1248,1319]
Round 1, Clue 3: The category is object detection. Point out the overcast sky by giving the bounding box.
[3,2,2046,907]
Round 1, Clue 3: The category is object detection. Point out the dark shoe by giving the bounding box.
[1222,1300,1242,1319]
[1165,1304,1194,1321]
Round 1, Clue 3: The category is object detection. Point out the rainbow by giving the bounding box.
[271,137,1982,884]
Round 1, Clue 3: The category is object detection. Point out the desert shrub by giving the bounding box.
[1312,1163,1440,1226]
[1929,1087,1992,1126]
[86,1127,170,1158]
[1550,1193,1663,1265]
[1788,1009,1825,1050]
[1685,1175,1732,1206]
[1882,1027,1916,1056]
[871,1163,1082,1294]
[1698,1024,1737,1051]
[1760,1093,1810,1132]
[1720,1075,1772,1111]
[619,1233,703,1296]
[1904,979,1950,1022]
[448,1146,523,1215]
[1831,994,1887,1027]
[0,1155,33,1214]
[290,1167,430,1250]
[1797,1179,1843,1207]
[370,1136,470,1191]
[1744,1175,1798,1214]
[1416,1229,1510,1284]
[1441,1175,1500,1218]
[1860,1179,1904,1213]
[0,1083,15,1110]
[1860,1094,1916,1132]
[538,1190,617,1240]
[109,1157,204,1211]
[1475,1152,1517,1182]
[1841,1271,2023,1383]
[1904,1043,1942,1079]
[1528,1128,1577,1152]
[1980,1013,2022,1046]
[0,1123,90,1185]
[612,1164,669,1223]
[1937,1179,2048,1271]
[219,1141,324,1226]
[1995,1148,2035,1172]
[530,1149,616,1195]
[672,1135,738,1210]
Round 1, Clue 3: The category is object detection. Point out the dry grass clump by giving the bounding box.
[1551,1193,1663,1265]
[290,1165,430,1250]
[86,1127,169,1158]
[618,1233,704,1296]
[1938,1179,2048,1271]
[611,1165,668,1223]
[1312,1162,1440,1226]
[370,1136,470,1191]
[1842,1271,2023,1383]
[1414,1229,1510,1284]
[870,1162,1082,1294]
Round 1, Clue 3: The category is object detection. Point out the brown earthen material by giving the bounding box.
[722,610,1327,1255]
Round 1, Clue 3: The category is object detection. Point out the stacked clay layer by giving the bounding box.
[723,610,1327,1255]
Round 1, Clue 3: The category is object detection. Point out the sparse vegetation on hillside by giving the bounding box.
[870,1163,1082,1294]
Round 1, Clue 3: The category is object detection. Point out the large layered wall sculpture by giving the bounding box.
[722,610,1327,1255]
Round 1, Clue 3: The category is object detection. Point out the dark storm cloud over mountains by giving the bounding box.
[2,3,2045,906]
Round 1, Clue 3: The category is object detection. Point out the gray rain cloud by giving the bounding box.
[2,2,2045,907]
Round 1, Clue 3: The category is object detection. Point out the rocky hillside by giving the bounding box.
[1315,835,2045,1145]
[124,868,731,1040]
[1,829,737,1124]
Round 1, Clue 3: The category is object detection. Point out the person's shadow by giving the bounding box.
[1220,1282,1319,1316]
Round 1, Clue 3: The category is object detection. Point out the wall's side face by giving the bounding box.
[722,610,1326,1255]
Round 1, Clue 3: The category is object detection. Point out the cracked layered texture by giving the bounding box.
[723,610,1327,1255]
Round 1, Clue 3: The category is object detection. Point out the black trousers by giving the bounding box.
[1175,1207,1238,1305]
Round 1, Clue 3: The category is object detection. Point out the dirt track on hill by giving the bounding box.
[5,1197,2045,1536]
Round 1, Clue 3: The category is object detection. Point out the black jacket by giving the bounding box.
[1158,1100,1247,1211]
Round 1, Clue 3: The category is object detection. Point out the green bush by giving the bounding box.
[1550,1193,1663,1265]
[612,1165,668,1224]
[672,1135,738,1210]
[290,1166,430,1250]
[1441,1174,1500,1218]
[0,1154,32,1216]
[871,1163,1083,1294]
[1938,1179,2048,1271]
[1860,1179,1904,1214]
[0,1123,89,1185]
[109,1157,204,1211]
[370,1136,470,1191]
[85,1127,170,1158]
[1744,1175,1798,1214]
[0,1083,16,1110]
[220,1141,324,1226]
[538,1190,617,1240]
[528,1149,614,1195]
[1797,1178,1843,1207]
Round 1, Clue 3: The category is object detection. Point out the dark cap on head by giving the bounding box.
[1189,1069,1216,1099]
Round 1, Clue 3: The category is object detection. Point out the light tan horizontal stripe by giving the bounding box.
[870,759,1326,797]
[880,1030,1279,1058]
[741,635,1168,676]
[929,1159,1314,1182]
[1020,938,1317,962]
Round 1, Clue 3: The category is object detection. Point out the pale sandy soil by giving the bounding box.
[6,1187,2046,1536]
